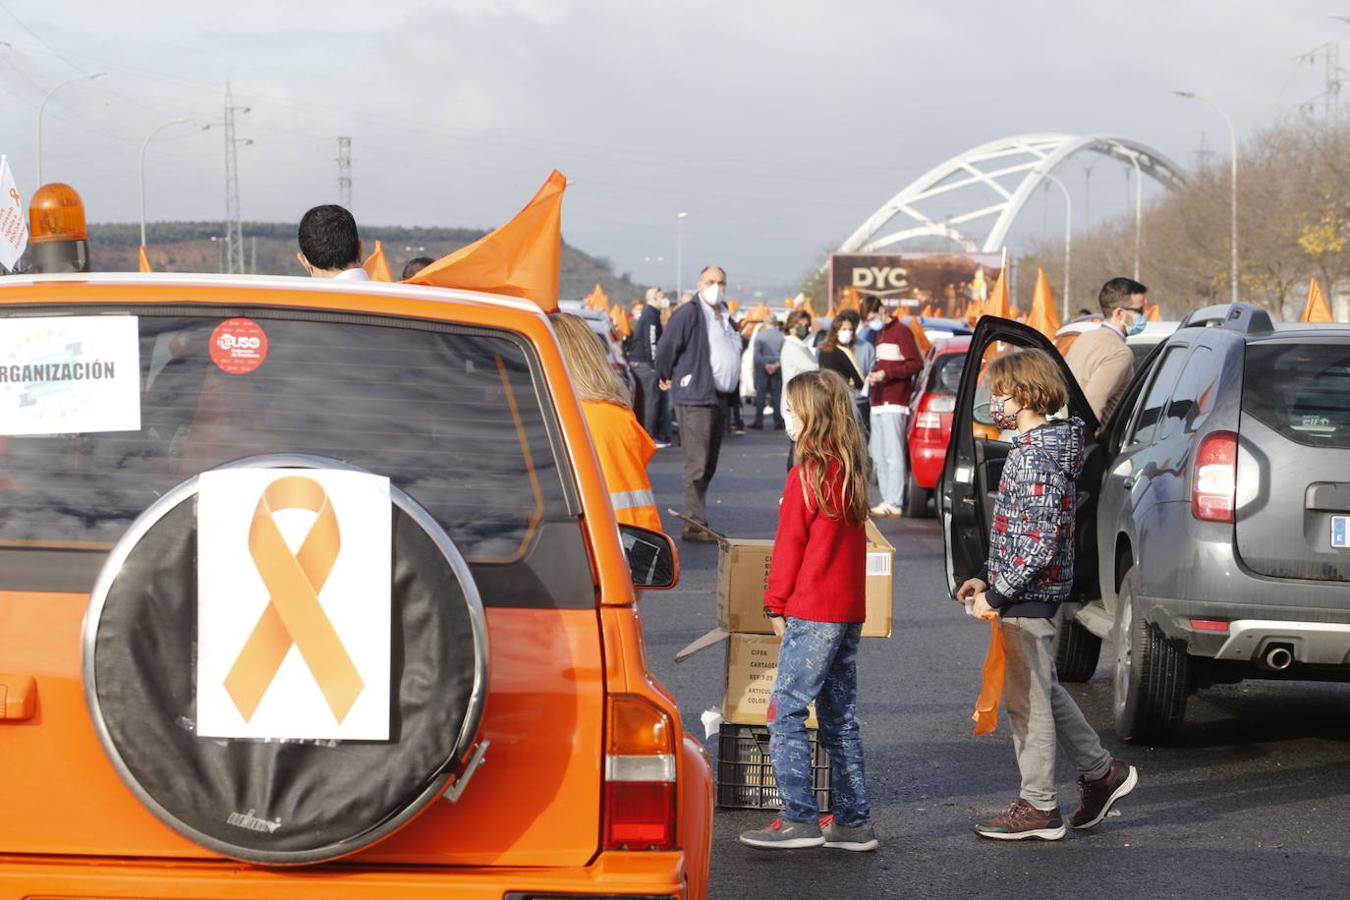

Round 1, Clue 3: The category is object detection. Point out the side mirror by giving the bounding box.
[619,524,680,590]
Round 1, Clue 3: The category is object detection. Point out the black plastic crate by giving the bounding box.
[715,722,831,811]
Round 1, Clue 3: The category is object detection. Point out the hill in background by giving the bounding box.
[88,222,652,303]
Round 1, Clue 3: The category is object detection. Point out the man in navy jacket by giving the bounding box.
[630,287,668,442]
[656,265,743,541]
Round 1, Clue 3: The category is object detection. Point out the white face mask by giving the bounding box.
[701,284,721,306]
[784,408,802,443]
[838,329,854,344]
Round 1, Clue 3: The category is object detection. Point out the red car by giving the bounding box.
[904,336,969,517]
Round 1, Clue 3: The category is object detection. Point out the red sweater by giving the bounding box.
[869,317,923,408]
[763,463,868,623]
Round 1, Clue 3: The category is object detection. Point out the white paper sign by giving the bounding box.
[196,469,393,741]
[0,315,141,436]
[0,156,27,272]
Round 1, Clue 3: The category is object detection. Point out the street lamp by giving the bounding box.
[1174,91,1239,304]
[1036,169,1073,321]
[139,118,193,248]
[36,71,107,185]
[676,212,688,297]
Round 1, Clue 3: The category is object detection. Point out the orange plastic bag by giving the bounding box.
[971,616,1005,735]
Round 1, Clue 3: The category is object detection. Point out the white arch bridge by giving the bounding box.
[838,132,1188,256]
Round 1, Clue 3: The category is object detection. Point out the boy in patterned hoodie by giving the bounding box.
[957,348,1138,841]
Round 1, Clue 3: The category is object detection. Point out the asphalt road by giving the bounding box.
[638,425,1350,900]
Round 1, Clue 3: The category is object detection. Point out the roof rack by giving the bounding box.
[1178,302,1273,336]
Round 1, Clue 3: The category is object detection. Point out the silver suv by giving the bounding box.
[942,304,1350,743]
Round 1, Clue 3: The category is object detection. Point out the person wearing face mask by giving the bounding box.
[1064,277,1149,425]
[780,310,819,469]
[867,299,923,517]
[858,295,886,347]
[815,310,875,429]
[630,287,670,445]
[655,265,744,540]
[956,349,1137,841]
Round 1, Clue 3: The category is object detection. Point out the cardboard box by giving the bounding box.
[862,520,894,639]
[721,632,818,728]
[717,538,776,634]
[713,521,894,639]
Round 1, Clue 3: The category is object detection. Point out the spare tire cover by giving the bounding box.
[82,456,489,865]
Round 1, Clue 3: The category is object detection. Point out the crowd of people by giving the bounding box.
[298,205,1148,853]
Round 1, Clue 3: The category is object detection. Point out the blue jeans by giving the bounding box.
[767,618,869,826]
[869,406,908,507]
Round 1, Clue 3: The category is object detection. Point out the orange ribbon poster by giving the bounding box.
[224,477,363,723]
[197,469,392,740]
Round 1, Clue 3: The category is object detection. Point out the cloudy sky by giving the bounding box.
[0,0,1341,293]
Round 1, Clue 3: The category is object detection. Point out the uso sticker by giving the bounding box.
[210,318,269,375]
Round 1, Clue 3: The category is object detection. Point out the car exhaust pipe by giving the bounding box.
[1264,645,1294,671]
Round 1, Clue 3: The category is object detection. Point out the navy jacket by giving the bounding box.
[655,300,721,406]
[977,418,1085,619]
[631,305,663,365]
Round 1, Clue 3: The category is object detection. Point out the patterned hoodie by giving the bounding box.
[977,417,1085,619]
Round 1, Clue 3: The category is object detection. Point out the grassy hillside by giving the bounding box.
[88,222,652,303]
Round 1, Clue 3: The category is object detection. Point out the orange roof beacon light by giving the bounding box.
[28,182,90,274]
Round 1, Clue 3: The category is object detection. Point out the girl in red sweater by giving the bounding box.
[739,369,876,852]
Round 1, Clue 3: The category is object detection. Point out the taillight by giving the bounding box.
[603,694,677,851]
[914,412,943,435]
[1190,618,1229,632]
[1192,430,1238,523]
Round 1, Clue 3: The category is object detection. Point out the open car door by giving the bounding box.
[939,316,1103,598]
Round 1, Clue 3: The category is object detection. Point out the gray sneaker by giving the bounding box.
[821,815,879,851]
[738,817,824,850]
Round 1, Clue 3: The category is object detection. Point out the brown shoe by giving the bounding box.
[974,799,1065,841]
[1070,758,1138,829]
[681,525,717,543]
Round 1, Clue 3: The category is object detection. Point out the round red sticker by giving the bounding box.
[210,318,269,375]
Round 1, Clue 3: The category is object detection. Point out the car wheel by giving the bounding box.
[903,469,933,519]
[1054,608,1101,683]
[1112,566,1190,743]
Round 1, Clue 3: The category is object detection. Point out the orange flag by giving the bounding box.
[1146,301,1161,322]
[727,298,740,315]
[983,267,1010,320]
[919,304,933,318]
[585,282,610,312]
[1025,268,1062,341]
[362,239,393,282]
[905,315,932,354]
[1301,277,1334,323]
[609,304,632,338]
[138,244,153,273]
[964,300,980,326]
[838,286,862,311]
[406,170,567,312]
[972,617,1006,735]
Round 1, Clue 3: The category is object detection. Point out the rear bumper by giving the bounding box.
[1212,619,1350,666]
[0,853,688,900]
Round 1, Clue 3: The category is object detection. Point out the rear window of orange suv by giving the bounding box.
[0,307,594,609]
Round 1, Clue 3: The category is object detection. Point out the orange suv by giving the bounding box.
[0,273,712,899]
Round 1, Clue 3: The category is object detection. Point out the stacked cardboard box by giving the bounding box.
[675,519,895,729]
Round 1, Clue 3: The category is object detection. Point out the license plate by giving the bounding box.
[1333,516,1350,549]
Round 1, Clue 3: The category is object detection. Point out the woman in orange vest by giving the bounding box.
[553,313,663,533]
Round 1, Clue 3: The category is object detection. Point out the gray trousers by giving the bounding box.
[675,401,727,524]
[632,362,661,438]
[1002,616,1113,810]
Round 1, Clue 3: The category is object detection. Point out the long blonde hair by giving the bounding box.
[553,312,632,408]
[787,369,869,524]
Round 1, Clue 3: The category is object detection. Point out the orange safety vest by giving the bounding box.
[581,400,662,533]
